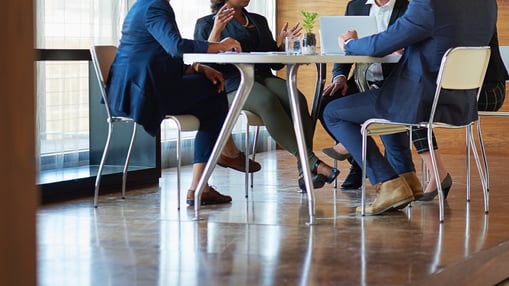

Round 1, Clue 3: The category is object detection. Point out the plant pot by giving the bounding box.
[301,33,317,55]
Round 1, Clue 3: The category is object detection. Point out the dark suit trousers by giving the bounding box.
[161,74,229,163]
[323,89,415,185]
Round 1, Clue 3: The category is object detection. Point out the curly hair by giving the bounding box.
[210,0,225,13]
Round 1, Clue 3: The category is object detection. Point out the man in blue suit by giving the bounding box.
[323,0,497,215]
[320,0,409,191]
[106,0,243,206]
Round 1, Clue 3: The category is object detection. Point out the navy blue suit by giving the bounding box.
[106,0,229,163]
[323,0,497,184]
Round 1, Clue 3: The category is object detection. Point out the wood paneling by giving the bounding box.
[0,1,37,286]
[276,0,509,154]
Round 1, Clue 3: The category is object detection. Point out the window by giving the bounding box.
[36,0,275,171]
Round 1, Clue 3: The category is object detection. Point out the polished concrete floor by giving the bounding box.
[38,150,509,286]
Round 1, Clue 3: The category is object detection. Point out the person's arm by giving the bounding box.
[145,1,208,56]
[344,0,432,57]
[207,5,235,42]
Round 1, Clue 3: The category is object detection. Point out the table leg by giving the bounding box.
[310,63,327,133]
[193,63,255,220]
[286,63,316,225]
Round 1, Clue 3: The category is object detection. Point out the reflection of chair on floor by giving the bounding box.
[240,110,264,198]
[358,46,491,223]
[476,45,509,193]
[90,45,199,210]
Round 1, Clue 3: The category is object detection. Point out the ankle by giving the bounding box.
[221,151,240,158]
[333,144,348,155]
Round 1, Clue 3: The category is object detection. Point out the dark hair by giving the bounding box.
[210,0,225,13]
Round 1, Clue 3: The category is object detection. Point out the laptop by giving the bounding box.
[319,16,378,55]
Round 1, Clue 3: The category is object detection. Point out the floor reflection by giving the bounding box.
[37,151,509,285]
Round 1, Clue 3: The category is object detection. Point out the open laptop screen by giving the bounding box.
[319,16,378,55]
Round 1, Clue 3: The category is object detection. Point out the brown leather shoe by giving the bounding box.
[186,186,232,206]
[400,172,424,200]
[217,152,261,173]
[356,176,414,215]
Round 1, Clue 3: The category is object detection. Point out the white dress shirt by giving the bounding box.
[365,0,396,85]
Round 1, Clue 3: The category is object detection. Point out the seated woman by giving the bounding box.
[194,0,339,189]
[106,0,251,206]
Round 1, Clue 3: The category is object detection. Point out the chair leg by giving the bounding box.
[476,119,490,192]
[469,125,489,214]
[244,121,250,198]
[94,122,114,208]
[121,122,137,199]
[250,126,260,188]
[428,128,444,223]
[466,128,472,202]
[360,126,368,216]
[333,159,338,192]
[175,120,182,211]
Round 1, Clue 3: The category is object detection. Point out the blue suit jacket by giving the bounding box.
[332,0,408,80]
[345,0,497,125]
[106,0,209,136]
[194,10,283,93]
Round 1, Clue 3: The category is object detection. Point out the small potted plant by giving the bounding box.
[300,10,318,55]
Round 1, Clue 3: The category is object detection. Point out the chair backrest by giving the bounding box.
[499,45,509,77]
[429,46,491,124]
[90,45,118,119]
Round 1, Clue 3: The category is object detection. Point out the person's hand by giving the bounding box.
[219,37,242,53]
[213,4,235,32]
[338,30,358,51]
[201,65,225,93]
[322,76,349,97]
[280,22,302,41]
[279,22,302,51]
[392,48,405,55]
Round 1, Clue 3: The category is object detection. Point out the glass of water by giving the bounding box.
[285,36,301,55]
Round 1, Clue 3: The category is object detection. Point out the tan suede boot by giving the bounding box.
[400,172,424,200]
[356,176,414,215]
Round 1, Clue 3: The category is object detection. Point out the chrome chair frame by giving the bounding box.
[90,45,137,208]
[476,45,509,194]
[241,110,263,197]
[91,45,200,210]
[359,47,491,223]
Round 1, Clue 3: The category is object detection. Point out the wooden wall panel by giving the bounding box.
[0,0,37,285]
[276,0,509,154]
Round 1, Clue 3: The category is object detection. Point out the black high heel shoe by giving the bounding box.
[418,173,452,201]
[298,160,340,190]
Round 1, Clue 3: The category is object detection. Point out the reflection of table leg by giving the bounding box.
[193,63,255,220]
[286,63,316,225]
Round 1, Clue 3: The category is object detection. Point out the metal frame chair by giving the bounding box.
[476,45,509,193]
[359,46,491,223]
[90,45,199,210]
[240,110,264,197]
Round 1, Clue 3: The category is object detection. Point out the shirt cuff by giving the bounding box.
[332,75,346,82]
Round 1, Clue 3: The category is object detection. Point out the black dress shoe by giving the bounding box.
[418,173,453,201]
[341,157,362,190]
[298,160,340,191]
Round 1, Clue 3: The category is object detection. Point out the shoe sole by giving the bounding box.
[217,162,260,173]
[322,148,351,161]
[187,199,232,206]
[358,196,414,215]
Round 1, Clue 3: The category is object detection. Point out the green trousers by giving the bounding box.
[228,76,319,173]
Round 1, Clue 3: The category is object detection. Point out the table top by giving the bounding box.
[184,52,401,64]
